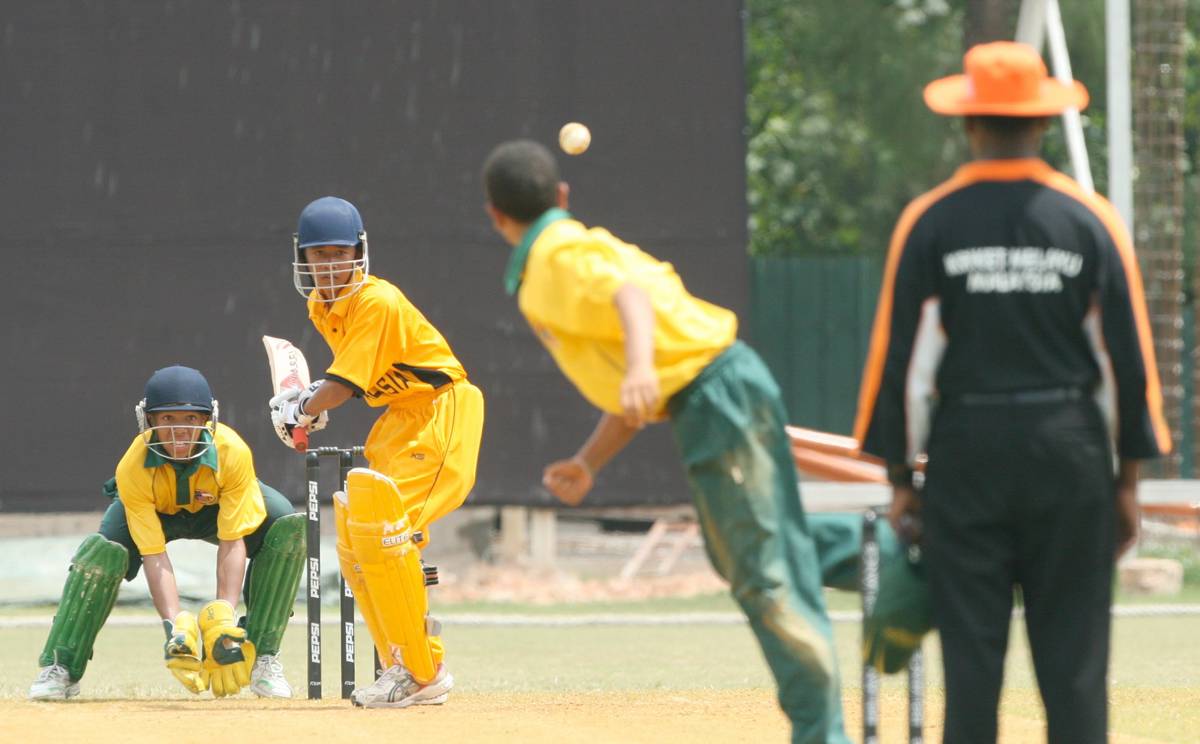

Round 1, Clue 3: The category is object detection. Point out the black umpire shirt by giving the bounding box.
[854,158,1170,467]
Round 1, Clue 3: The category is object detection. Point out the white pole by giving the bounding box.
[1044,0,1095,192]
[1015,0,1047,49]
[1106,0,1134,229]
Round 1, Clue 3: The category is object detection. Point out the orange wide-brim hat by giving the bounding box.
[924,41,1088,116]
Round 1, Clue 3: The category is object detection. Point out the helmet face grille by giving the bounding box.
[293,197,370,302]
[142,424,215,462]
[136,368,219,462]
[293,232,370,303]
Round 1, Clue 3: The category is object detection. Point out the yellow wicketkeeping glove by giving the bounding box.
[197,600,256,698]
[163,611,206,694]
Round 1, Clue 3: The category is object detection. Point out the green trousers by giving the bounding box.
[99,480,295,584]
[668,341,850,744]
[37,482,296,678]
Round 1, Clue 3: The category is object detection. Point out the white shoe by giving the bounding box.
[249,654,293,699]
[29,664,80,701]
[350,664,453,708]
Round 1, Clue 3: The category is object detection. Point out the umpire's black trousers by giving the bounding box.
[923,396,1115,744]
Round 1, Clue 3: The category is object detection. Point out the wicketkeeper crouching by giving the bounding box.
[29,366,306,701]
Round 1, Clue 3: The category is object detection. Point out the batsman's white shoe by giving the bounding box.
[350,664,453,709]
[249,654,293,699]
[29,664,80,701]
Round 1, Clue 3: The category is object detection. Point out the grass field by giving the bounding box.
[1,591,1197,743]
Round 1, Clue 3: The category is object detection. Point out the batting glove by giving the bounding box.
[269,381,328,449]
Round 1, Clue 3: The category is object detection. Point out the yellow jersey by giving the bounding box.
[114,423,266,555]
[513,212,737,417]
[308,275,467,407]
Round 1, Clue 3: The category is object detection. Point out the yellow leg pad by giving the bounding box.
[345,467,439,683]
[334,491,391,668]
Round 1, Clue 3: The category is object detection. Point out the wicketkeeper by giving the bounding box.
[29,365,306,700]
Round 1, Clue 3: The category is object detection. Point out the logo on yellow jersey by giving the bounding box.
[364,362,453,401]
[194,490,217,505]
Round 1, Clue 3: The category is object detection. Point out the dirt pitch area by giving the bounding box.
[5,691,787,744]
[1,688,1189,744]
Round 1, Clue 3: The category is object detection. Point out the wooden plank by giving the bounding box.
[497,506,528,563]
[529,508,557,566]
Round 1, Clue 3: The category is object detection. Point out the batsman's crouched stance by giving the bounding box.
[276,196,485,707]
[337,384,485,696]
[30,366,306,701]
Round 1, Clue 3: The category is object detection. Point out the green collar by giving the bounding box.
[143,429,218,474]
[503,208,572,296]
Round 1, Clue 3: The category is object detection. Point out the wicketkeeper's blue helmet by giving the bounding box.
[135,366,219,461]
[143,366,214,413]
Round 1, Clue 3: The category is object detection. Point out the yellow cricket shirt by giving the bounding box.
[114,423,266,555]
[308,275,467,407]
[509,210,737,417]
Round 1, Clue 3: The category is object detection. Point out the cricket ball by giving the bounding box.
[558,122,591,156]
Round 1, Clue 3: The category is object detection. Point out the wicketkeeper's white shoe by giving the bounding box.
[29,664,80,701]
[249,654,293,699]
[350,664,453,708]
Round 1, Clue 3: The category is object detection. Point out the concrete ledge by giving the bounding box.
[1119,557,1185,595]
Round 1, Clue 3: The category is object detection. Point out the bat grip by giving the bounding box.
[293,426,309,452]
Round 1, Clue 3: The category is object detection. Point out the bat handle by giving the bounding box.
[293,426,309,452]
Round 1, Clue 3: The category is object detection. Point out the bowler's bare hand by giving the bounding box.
[543,457,594,506]
[620,364,660,428]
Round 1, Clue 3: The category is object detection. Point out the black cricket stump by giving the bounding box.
[305,445,381,699]
[861,507,924,743]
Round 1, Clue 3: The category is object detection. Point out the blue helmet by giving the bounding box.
[143,366,214,413]
[135,366,219,461]
[293,196,370,301]
[296,196,365,250]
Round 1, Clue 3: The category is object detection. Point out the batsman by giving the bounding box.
[271,196,484,708]
[29,366,306,700]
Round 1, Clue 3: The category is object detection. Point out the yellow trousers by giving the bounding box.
[364,381,485,540]
[356,381,483,678]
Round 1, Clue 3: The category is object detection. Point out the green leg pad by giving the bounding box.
[39,534,129,681]
[244,513,305,656]
[864,534,931,673]
[808,513,933,673]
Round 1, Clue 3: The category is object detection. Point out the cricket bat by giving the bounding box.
[263,335,311,452]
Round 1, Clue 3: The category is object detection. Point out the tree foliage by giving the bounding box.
[745,0,963,255]
[744,0,1196,257]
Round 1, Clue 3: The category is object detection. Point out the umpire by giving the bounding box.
[853,42,1170,743]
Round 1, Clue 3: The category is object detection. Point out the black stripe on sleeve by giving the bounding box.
[327,374,365,398]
